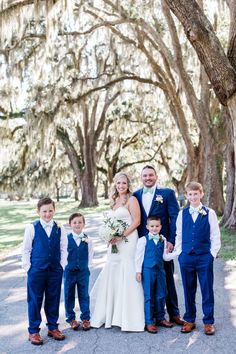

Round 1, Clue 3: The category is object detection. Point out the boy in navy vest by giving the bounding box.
[135,216,174,333]
[175,181,221,335]
[64,213,93,331]
[21,197,68,345]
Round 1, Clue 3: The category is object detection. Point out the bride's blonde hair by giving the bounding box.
[109,172,133,208]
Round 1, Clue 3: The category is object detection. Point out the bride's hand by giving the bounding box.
[109,238,118,245]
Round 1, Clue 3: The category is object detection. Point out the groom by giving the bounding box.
[133,165,184,326]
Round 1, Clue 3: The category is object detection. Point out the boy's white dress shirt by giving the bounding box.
[21,218,68,272]
[135,234,174,273]
[175,203,221,258]
[71,231,94,267]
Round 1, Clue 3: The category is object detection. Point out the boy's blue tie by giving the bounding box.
[143,187,154,194]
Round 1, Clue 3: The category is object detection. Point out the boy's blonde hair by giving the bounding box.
[185,181,203,193]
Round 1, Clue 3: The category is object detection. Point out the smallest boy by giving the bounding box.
[175,181,221,335]
[135,216,173,334]
[64,213,93,331]
[21,197,68,345]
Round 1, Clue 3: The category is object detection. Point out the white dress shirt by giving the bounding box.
[21,218,68,272]
[175,204,221,258]
[142,187,155,215]
[135,235,174,273]
[71,231,94,267]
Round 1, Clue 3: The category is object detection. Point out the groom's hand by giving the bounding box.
[167,242,174,253]
[136,273,142,282]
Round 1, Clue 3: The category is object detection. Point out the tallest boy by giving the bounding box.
[134,165,183,325]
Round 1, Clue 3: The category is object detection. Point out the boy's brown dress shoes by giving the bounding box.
[70,320,80,330]
[28,333,43,345]
[48,329,65,340]
[145,324,158,333]
[82,320,91,331]
[181,322,196,333]
[169,315,185,326]
[204,324,215,335]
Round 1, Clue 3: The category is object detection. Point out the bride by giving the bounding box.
[90,172,145,331]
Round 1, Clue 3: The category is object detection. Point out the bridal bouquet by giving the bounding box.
[99,216,128,253]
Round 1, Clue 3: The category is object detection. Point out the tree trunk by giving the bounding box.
[223,95,236,229]
[78,172,98,207]
[56,184,60,202]
[78,143,98,208]
[221,112,235,225]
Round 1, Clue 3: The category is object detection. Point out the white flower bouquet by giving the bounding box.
[99,216,128,253]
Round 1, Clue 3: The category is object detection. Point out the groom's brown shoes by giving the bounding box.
[145,324,158,333]
[156,319,173,328]
[181,322,196,333]
[169,315,184,326]
[28,333,43,345]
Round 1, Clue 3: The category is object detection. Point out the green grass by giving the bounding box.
[218,227,236,261]
[0,198,110,252]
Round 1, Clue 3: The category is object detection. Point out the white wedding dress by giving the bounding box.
[90,206,145,331]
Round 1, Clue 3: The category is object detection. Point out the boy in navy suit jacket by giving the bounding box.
[175,181,221,335]
[64,213,93,331]
[21,197,68,345]
[133,165,183,326]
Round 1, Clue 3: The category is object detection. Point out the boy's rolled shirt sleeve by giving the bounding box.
[21,223,34,272]
[163,237,178,261]
[209,209,221,258]
[167,189,180,245]
[135,236,146,273]
[60,225,68,269]
[174,210,183,256]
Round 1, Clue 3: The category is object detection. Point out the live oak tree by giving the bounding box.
[78,0,226,214]
[164,0,236,227]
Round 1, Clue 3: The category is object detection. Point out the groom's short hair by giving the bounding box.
[142,165,157,174]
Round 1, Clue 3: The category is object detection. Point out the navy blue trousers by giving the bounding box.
[27,266,63,334]
[64,268,90,323]
[179,252,214,324]
[164,260,180,317]
[142,265,167,325]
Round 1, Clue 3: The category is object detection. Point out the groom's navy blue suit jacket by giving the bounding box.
[133,187,179,245]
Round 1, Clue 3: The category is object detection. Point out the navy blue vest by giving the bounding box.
[31,220,61,269]
[182,206,210,254]
[143,235,164,269]
[66,233,89,271]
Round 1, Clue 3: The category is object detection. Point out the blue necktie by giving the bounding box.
[149,233,160,241]
[143,187,154,194]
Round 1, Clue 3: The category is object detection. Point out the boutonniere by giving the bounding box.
[155,195,163,204]
[159,234,164,242]
[81,236,89,243]
[199,208,207,217]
